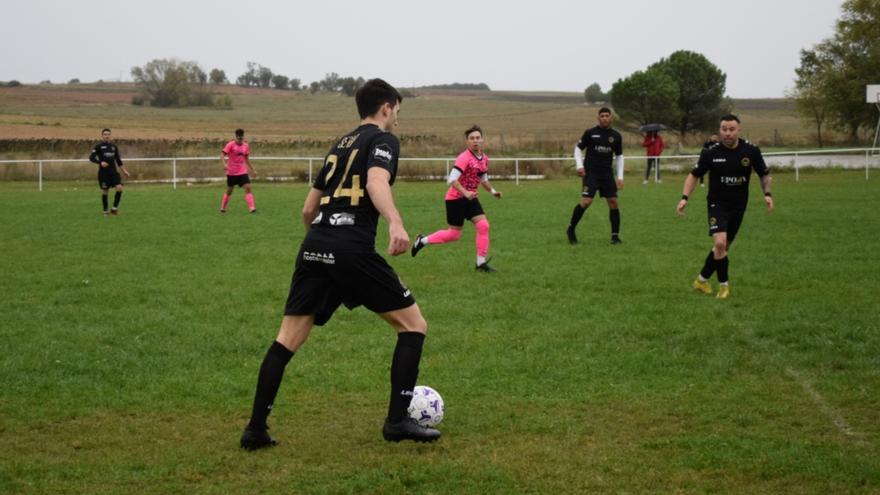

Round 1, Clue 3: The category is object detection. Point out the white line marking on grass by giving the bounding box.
[785,367,864,441]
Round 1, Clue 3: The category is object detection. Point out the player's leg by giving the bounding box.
[378,304,440,442]
[644,157,652,184]
[412,200,464,257]
[100,187,110,215]
[715,211,743,299]
[111,184,123,214]
[244,178,256,213]
[471,213,494,272]
[567,177,595,244]
[221,177,234,212]
[607,195,621,244]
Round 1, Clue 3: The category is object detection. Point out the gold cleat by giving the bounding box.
[716,285,731,299]
[692,278,712,295]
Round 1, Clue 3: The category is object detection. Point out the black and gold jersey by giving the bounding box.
[576,125,622,174]
[691,139,769,208]
[89,142,123,169]
[304,123,400,252]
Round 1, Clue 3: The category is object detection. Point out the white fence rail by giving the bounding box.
[1,147,877,191]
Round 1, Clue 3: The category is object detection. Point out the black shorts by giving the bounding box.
[445,198,485,227]
[227,174,251,187]
[708,203,746,244]
[98,171,122,189]
[581,173,617,198]
[284,247,416,326]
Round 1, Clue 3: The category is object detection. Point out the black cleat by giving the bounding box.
[566,227,578,245]
[249,209,258,214]
[240,426,277,451]
[382,417,441,443]
[411,234,427,257]
[610,236,623,245]
[475,260,496,273]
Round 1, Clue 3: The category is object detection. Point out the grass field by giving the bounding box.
[1,171,879,494]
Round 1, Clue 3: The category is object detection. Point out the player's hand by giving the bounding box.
[100,161,109,168]
[576,168,586,177]
[492,190,502,198]
[387,222,410,256]
[123,169,130,177]
[463,191,475,200]
[616,179,624,190]
[676,200,688,216]
[765,195,774,213]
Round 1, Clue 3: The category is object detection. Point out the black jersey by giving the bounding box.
[577,125,622,175]
[89,142,123,170]
[691,139,769,208]
[303,124,400,252]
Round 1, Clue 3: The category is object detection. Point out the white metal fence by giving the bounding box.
[1,147,877,191]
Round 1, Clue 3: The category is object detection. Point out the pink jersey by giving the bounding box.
[223,140,251,176]
[445,150,489,200]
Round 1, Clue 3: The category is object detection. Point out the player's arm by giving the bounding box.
[115,147,130,177]
[615,153,625,189]
[301,187,322,230]
[677,173,699,216]
[448,167,474,200]
[245,155,257,176]
[574,143,586,177]
[220,143,229,167]
[367,167,409,256]
[759,174,773,213]
[89,146,101,166]
[479,173,501,198]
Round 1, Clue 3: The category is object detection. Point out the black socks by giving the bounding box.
[248,340,294,431]
[609,208,620,236]
[569,204,588,228]
[387,332,425,423]
[717,256,730,283]
[113,191,122,208]
[700,251,716,280]
[102,195,108,211]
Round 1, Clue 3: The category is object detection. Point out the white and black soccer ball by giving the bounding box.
[407,385,445,427]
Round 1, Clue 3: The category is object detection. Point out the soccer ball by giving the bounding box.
[408,385,444,427]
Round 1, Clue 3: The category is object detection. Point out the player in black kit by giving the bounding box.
[676,114,774,299]
[566,107,625,245]
[89,128,130,215]
[240,79,440,450]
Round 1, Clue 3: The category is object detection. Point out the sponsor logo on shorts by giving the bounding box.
[303,251,335,264]
[400,390,413,396]
[403,289,411,298]
[329,212,355,226]
[709,217,717,226]
[312,212,323,224]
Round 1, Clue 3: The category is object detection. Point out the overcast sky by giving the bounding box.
[3,0,843,98]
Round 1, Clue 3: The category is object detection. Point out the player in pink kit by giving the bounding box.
[220,128,258,213]
[411,125,502,272]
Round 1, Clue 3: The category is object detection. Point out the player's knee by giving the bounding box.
[475,219,489,235]
[448,229,462,241]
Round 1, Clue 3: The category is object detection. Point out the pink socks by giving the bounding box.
[475,219,490,257]
[426,228,462,244]
[221,194,230,211]
[246,192,256,211]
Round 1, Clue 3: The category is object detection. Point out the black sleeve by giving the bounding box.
[614,131,623,156]
[114,145,123,166]
[367,133,399,177]
[691,148,711,178]
[312,153,332,190]
[89,144,100,164]
[576,130,589,150]
[752,147,769,177]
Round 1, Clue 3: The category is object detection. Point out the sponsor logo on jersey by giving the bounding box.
[713,158,727,163]
[329,212,355,226]
[594,145,613,153]
[720,176,746,185]
[302,251,336,264]
[741,157,751,167]
[373,144,393,162]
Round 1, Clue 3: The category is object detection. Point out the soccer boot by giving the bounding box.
[411,234,427,257]
[566,226,578,245]
[240,426,277,451]
[692,278,713,295]
[103,211,110,217]
[610,235,622,245]
[716,284,731,300]
[249,209,257,214]
[110,208,119,216]
[382,417,441,443]
[475,259,496,273]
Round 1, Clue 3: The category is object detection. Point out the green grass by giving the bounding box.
[1,171,879,494]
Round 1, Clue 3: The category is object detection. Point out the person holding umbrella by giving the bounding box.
[640,124,665,184]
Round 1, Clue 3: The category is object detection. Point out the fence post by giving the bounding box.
[445,159,450,178]
[308,159,313,184]
[172,158,177,189]
[867,150,870,181]
[515,159,520,185]
[38,161,43,191]
[794,153,799,182]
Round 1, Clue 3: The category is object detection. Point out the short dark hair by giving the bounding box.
[355,78,403,119]
[464,124,482,138]
[101,128,111,134]
[234,128,245,137]
[598,107,612,115]
[719,113,740,123]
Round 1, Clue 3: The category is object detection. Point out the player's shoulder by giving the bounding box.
[609,128,623,139]
[739,138,762,153]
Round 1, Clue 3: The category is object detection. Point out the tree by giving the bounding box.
[257,66,273,88]
[649,50,728,139]
[790,49,832,147]
[793,0,880,141]
[288,78,301,91]
[68,78,80,84]
[131,58,213,107]
[320,72,341,92]
[309,81,320,94]
[271,74,290,90]
[236,62,259,87]
[609,68,680,127]
[340,76,365,96]
[209,69,228,85]
[584,83,606,103]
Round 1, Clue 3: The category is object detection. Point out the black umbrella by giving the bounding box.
[638,123,667,133]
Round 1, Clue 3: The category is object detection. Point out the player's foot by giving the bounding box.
[610,236,622,245]
[240,426,277,451]
[249,209,257,214]
[692,278,712,295]
[110,208,118,216]
[700,183,705,187]
[716,284,731,299]
[566,227,578,245]
[411,234,427,257]
[475,259,496,273]
[657,179,662,184]
[220,209,226,213]
[102,211,110,217]
[382,417,441,443]
[642,179,648,185]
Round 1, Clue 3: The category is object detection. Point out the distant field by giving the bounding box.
[1,173,878,494]
[0,83,851,162]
